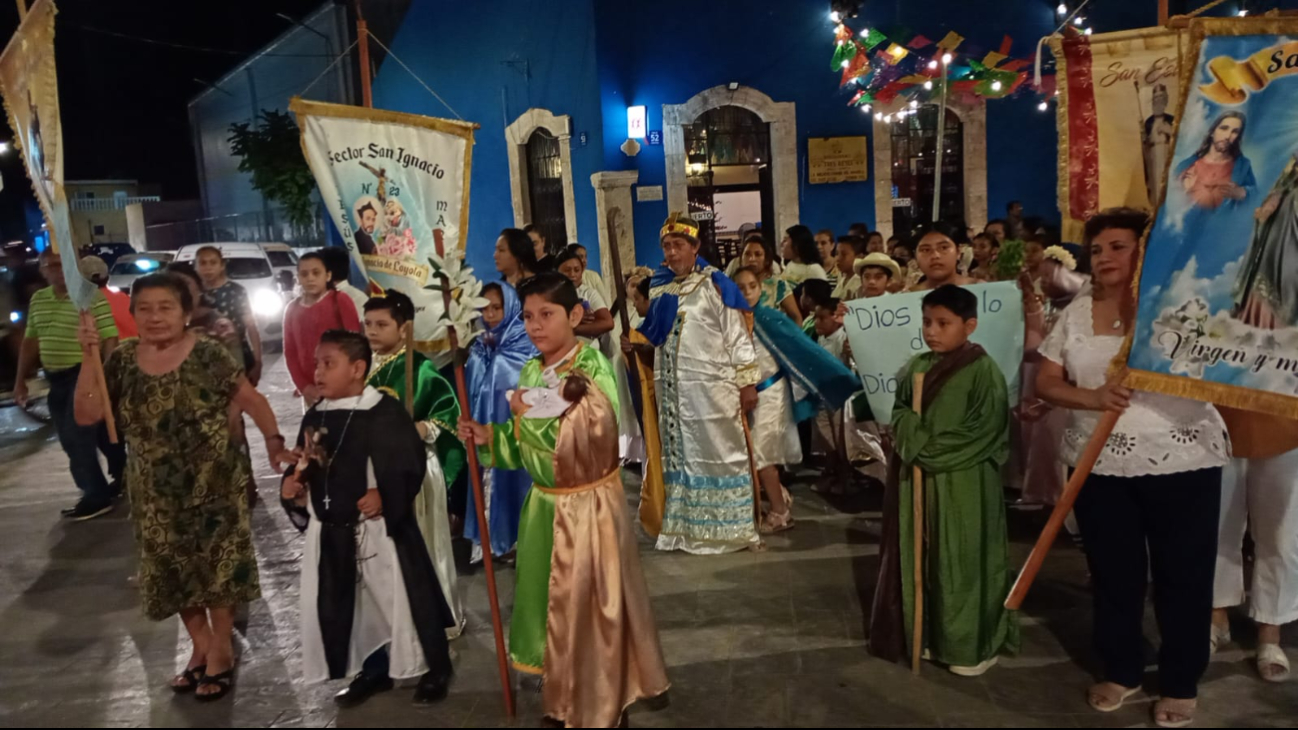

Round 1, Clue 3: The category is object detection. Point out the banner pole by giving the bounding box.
[1005,409,1119,609]
[910,373,925,675]
[434,231,516,717]
[353,1,372,108]
[932,58,949,223]
[14,0,24,21]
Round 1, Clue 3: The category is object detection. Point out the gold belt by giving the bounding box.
[533,468,621,496]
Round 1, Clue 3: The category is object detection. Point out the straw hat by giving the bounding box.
[853,252,901,280]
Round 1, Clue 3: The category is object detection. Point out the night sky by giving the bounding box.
[0,0,325,240]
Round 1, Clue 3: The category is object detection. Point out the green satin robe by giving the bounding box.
[481,344,620,673]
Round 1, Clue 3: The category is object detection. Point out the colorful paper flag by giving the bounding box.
[982,50,1008,68]
[883,42,910,64]
[1002,58,1030,72]
[862,28,888,50]
[937,31,965,51]
[908,34,933,49]
[999,35,1014,56]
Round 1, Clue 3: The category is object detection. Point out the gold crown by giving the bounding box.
[660,212,699,240]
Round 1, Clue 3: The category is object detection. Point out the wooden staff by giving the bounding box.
[1005,409,1120,610]
[403,321,415,417]
[433,229,514,716]
[79,312,117,443]
[910,373,924,675]
[604,208,643,417]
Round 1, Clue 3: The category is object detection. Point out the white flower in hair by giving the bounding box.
[1043,245,1077,271]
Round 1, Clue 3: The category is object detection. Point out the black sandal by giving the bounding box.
[170,665,206,694]
[195,668,234,702]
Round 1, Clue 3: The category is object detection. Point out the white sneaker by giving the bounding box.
[949,656,999,677]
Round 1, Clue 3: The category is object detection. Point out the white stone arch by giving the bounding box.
[870,99,988,236]
[663,85,798,236]
[505,108,578,244]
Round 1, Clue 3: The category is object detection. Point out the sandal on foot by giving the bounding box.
[760,509,794,534]
[1153,698,1196,728]
[1257,644,1291,683]
[1087,682,1140,712]
[1210,623,1231,654]
[170,665,206,694]
[195,668,235,702]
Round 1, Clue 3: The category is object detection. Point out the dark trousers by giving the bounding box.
[1073,467,1222,699]
[47,366,124,507]
[361,646,389,678]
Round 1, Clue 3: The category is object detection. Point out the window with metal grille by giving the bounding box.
[525,129,567,251]
[889,106,964,239]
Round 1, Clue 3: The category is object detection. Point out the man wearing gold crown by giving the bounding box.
[639,213,762,554]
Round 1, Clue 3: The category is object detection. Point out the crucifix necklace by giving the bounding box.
[322,399,359,512]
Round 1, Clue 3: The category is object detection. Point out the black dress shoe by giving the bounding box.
[412,671,451,704]
[334,673,394,708]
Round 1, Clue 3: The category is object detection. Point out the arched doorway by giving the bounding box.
[683,106,772,264]
[871,99,988,239]
[888,105,965,237]
[504,108,578,246]
[664,85,798,264]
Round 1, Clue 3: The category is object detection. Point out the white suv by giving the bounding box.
[174,242,287,341]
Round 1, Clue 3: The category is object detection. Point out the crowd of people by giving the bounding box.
[9,197,1295,727]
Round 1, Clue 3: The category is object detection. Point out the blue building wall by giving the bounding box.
[372,0,605,280]
[373,0,1258,275]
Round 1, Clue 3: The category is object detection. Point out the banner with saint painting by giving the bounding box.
[0,0,93,306]
[291,98,475,347]
[1127,18,1298,418]
[1051,27,1188,244]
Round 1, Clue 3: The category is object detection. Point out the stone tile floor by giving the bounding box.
[0,357,1294,727]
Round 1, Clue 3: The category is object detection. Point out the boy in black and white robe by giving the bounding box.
[281,331,454,707]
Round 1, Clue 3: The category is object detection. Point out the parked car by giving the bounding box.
[106,252,175,294]
[261,242,299,296]
[79,242,136,269]
[174,242,285,342]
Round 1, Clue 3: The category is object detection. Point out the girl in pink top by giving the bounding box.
[283,251,361,405]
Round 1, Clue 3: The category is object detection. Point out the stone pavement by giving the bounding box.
[0,357,1295,728]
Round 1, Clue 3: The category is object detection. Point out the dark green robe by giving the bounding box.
[892,351,1020,667]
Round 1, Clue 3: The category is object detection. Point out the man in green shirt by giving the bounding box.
[14,250,123,521]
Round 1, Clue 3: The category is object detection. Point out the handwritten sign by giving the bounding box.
[843,281,1024,418]
[808,136,869,184]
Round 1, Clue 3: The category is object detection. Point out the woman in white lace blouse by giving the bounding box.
[1036,208,1228,729]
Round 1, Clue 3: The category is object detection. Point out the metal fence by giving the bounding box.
[144,211,328,251]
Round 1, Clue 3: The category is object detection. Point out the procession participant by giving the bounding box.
[1036,208,1228,727]
[75,273,293,700]
[871,285,1018,677]
[283,251,362,407]
[459,273,669,726]
[642,213,762,554]
[281,330,454,707]
[464,280,537,562]
[362,291,465,636]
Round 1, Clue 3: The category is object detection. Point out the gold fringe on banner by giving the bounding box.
[1122,14,1298,419]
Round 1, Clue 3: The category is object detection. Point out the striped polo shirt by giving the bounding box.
[25,287,119,373]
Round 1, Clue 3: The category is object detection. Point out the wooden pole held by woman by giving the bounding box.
[80,313,117,443]
[911,372,925,675]
[433,230,515,717]
[1004,409,1120,610]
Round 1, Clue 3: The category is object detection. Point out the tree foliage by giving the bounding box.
[228,110,316,230]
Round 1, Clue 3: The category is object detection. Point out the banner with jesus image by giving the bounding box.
[1128,18,1298,418]
[291,98,475,347]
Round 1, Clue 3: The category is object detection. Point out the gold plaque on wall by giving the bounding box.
[808,136,869,184]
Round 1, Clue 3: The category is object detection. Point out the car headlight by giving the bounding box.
[251,288,283,317]
[9,310,21,324]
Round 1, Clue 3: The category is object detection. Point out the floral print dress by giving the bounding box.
[105,337,259,620]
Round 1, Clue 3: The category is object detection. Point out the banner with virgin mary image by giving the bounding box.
[291,98,475,347]
[1127,18,1298,418]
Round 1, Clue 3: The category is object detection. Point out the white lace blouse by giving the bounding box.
[1039,295,1230,477]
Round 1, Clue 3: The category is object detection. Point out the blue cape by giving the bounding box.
[465,282,538,425]
[638,256,750,347]
[753,305,861,421]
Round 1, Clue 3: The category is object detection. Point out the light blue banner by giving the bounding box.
[843,281,1025,419]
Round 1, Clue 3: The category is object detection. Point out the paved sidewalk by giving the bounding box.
[0,358,1294,727]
